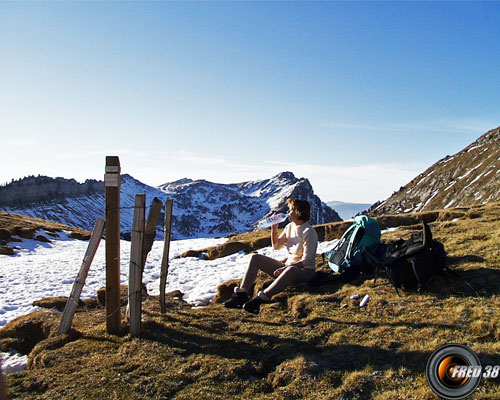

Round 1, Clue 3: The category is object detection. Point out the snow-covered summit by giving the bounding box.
[0,172,340,240]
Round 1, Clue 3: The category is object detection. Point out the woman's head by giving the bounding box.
[286,198,311,223]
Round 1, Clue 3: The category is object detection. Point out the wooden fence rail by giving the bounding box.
[58,219,105,335]
[129,194,145,336]
[142,197,163,272]
[160,198,174,313]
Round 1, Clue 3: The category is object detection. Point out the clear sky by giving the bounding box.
[1,1,499,203]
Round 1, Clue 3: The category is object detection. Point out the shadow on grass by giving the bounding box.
[300,317,460,331]
[435,267,500,298]
[294,255,500,298]
[447,255,487,265]
[140,319,500,379]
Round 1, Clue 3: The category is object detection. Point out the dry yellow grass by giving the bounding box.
[0,211,91,249]
[2,202,500,399]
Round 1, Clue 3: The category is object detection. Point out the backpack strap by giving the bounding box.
[410,260,423,291]
[344,225,364,265]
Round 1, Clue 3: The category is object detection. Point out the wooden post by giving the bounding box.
[141,197,163,273]
[160,198,174,313]
[129,194,145,336]
[105,156,121,335]
[58,219,105,335]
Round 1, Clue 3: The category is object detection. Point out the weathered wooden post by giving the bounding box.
[160,198,174,313]
[129,194,145,336]
[105,156,121,335]
[142,197,163,273]
[58,219,105,335]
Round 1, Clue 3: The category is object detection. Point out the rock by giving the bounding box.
[0,246,14,255]
[45,230,60,238]
[34,234,51,243]
[13,227,35,239]
[69,231,91,240]
[0,228,11,241]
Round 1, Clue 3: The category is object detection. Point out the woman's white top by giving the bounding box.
[277,221,318,270]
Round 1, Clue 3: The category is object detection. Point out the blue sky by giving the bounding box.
[1,2,499,203]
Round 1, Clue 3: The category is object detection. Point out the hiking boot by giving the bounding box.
[243,294,268,315]
[223,291,249,309]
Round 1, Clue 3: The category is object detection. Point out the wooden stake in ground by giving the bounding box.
[129,194,145,337]
[58,219,105,335]
[160,198,174,313]
[142,197,163,273]
[105,156,121,335]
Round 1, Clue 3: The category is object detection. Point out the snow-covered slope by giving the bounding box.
[0,172,340,239]
[369,126,500,215]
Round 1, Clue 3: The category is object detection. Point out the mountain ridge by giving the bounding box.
[369,125,500,216]
[0,172,341,240]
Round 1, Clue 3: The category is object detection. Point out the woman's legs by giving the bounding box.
[225,254,283,309]
[262,266,315,298]
[239,254,283,292]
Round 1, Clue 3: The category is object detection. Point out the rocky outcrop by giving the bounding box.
[0,176,103,207]
[267,174,341,225]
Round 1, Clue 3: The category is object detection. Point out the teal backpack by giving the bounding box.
[323,215,381,273]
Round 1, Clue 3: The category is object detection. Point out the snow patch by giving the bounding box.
[416,171,435,186]
[1,350,28,374]
[420,191,439,210]
[444,199,455,209]
[458,163,483,180]
[466,145,482,152]
[440,155,456,164]
[461,171,486,192]
[444,181,456,192]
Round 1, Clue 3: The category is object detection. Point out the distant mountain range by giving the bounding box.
[0,172,341,240]
[326,201,372,220]
[369,126,500,216]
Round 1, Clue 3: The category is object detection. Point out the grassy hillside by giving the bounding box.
[2,202,500,399]
[0,211,91,255]
[369,126,500,216]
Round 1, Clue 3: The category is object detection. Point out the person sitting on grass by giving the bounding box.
[224,198,318,314]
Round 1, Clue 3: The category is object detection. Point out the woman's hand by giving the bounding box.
[271,223,280,249]
[273,266,287,277]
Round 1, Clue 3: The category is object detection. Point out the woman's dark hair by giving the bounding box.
[286,198,311,222]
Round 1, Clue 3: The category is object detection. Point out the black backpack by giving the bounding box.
[365,221,455,294]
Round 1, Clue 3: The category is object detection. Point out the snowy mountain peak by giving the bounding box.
[1,172,341,240]
[169,178,194,185]
[271,171,299,183]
